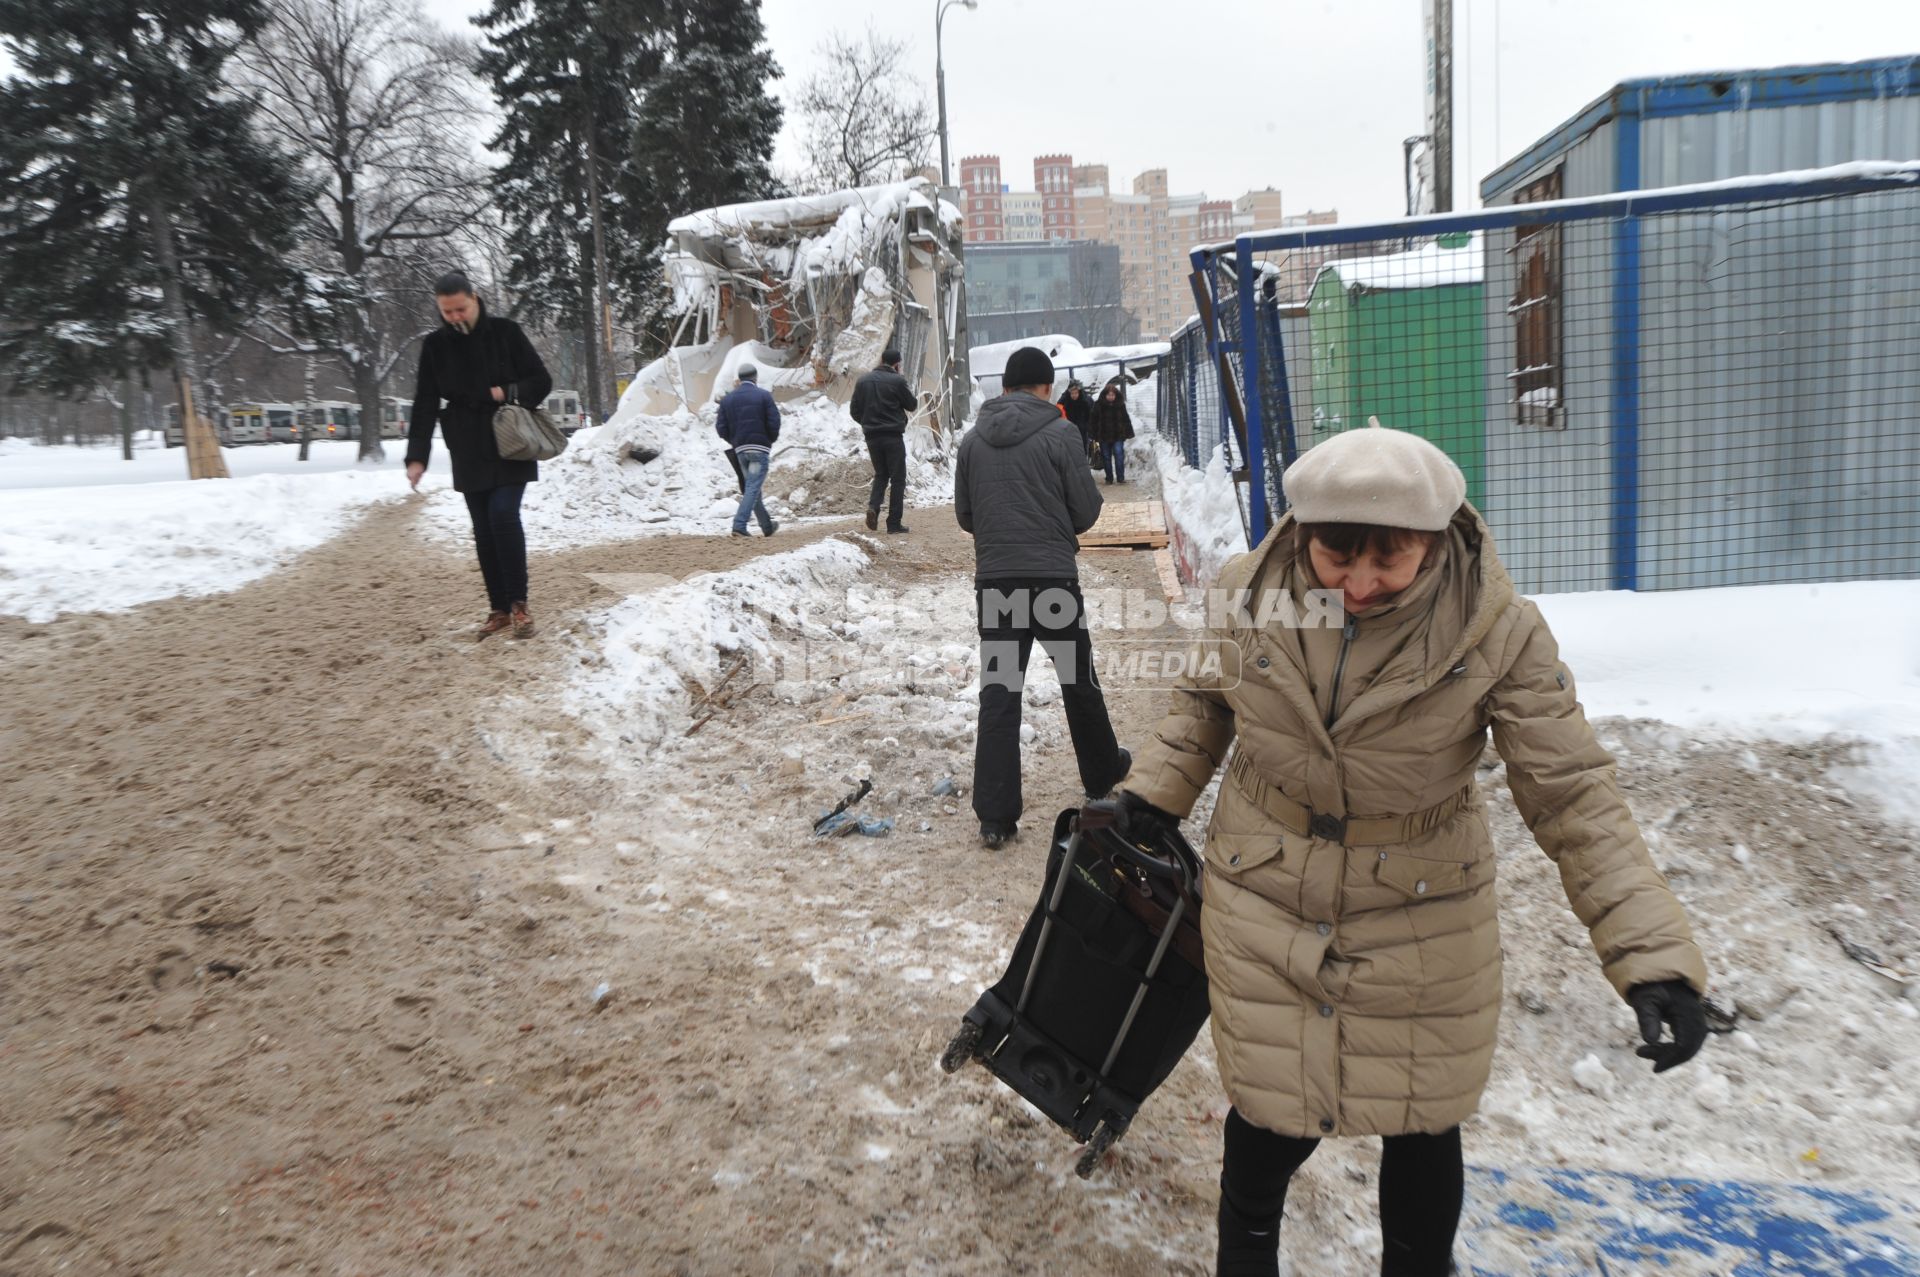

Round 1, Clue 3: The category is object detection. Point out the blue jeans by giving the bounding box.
[733,451,774,534]
[1102,438,1127,483]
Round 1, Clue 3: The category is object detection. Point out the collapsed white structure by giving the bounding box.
[624,179,970,435]
[968,334,1170,396]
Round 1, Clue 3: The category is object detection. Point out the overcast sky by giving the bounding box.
[0,1,1904,220]
[390,1,1909,224]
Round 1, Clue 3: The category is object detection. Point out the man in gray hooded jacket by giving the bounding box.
[955,346,1129,848]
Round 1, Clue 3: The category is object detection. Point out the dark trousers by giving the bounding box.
[1102,437,1128,482]
[865,432,907,529]
[971,579,1122,827]
[463,483,528,612]
[1218,1107,1463,1277]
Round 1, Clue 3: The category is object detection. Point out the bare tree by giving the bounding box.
[1060,259,1136,348]
[240,0,491,461]
[795,28,935,194]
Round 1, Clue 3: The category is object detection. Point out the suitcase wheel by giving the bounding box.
[1074,1121,1118,1179]
[938,1018,984,1075]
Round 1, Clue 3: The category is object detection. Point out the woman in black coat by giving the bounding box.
[1057,380,1093,459]
[404,272,553,639]
[1089,382,1135,485]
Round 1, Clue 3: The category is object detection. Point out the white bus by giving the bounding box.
[251,403,299,442]
[380,397,411,439]
[298,401,359,441]
[164,404,268,447]
[218,404,271,446]
[542,389,586,434]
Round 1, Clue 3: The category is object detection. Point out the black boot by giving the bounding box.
[1216,1192,1282,1277]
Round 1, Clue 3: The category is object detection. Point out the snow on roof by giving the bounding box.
[1204,160,1920,259]
[1315,236,1483,293]
[966,335,1087,378]
[668,179,948,241]
[967,335,1170,382]
[1071,341,1171,367]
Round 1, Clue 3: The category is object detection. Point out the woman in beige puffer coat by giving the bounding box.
[1114,424,1710,1277]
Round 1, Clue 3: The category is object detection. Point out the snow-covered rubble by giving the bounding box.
[559,536,878,756]
[418,391,951,552]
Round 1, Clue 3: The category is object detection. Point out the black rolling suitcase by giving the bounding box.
[938,804,1211,1177]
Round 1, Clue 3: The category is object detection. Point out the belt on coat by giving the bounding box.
[1226,750,1477,847]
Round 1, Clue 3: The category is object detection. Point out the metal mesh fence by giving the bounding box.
[1192,167,1920,593]
[1157,316,1231,472]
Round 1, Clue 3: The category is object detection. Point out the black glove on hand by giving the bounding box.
[1082,787,1167,837]
[1627,980,1708,1073]
[1117,789,1179,839]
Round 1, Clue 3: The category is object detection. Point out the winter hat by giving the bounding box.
[737,363,758,381]
[1282,418,1466,532]
[1002,346,1054,389]
[881,347,902,366]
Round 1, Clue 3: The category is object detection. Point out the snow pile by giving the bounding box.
[560,537,874,755]
[1537,578,1920,823]
[1316,233,1483,293]
[0,465,417,622]
[558,536,1000,764]
[1539,579,1920,737]
[419,392,889,551]
[1149,434,1247,588]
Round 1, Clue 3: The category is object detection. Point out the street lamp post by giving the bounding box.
[936,0,977,187]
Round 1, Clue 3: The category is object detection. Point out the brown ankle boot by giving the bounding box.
[510,603,534,639]
[477,610,512,639]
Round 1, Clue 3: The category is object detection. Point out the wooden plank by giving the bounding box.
[1079,499,1170,548]
[1153,547,1183,601]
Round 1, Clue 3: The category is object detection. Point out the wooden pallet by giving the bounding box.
[1078,500,1169,550]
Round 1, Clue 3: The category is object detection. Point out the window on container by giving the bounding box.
[1509,168,1563,428]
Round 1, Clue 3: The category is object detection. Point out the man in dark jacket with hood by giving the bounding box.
[849,348,917,534]
[715,363,780,538]
[406,271,553,639]
[955,346,1129,848]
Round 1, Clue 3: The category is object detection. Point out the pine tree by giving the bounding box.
[476,0,660,422]
[623,0,783,349]
[0,0,313,477]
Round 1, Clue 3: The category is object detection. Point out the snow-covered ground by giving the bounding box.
[0,434,402,489]
[0,391,963,620]
[532,522,1920,1272]
[0,437,431,622]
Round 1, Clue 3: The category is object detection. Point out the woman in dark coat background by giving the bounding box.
[1057,380,1093,460]
[404,271,553,639]
[1089,382,1135,485]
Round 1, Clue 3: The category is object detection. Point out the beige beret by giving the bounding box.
[1281,418,1467,532]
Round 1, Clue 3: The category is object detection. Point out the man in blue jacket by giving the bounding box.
[715,364,781,538]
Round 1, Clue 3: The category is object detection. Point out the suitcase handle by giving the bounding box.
[1107,835,1189,885]
[1078,808,1198,892]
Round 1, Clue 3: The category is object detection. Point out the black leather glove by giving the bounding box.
[1091,789,1177,841]
[1627,980,1708,1073]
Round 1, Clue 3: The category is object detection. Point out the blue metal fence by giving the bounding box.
[1186,163,1920,593]
[1156,315,1232,474]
